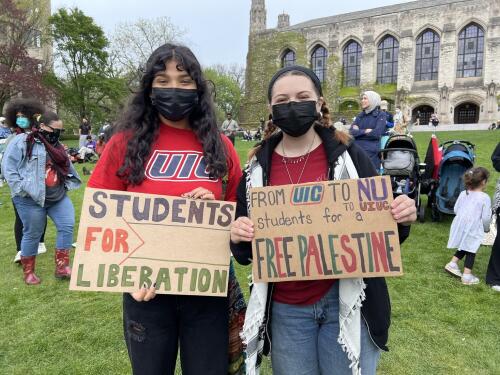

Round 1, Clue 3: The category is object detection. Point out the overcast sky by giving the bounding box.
[51,0,413,67]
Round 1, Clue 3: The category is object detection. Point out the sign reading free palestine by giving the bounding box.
[249,176,403,282]
[69,188,235,297]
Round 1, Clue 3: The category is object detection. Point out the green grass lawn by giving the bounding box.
[0,131,498,374]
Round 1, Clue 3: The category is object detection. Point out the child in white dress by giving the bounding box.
[445,167,491,285]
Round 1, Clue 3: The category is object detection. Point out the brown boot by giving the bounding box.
[55,249,71,279]
[20,256,41,285]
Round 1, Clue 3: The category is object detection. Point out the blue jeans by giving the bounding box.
[271,283,381,375]
[13,195,75,256]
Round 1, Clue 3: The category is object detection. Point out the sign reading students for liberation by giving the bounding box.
[69,188,235,297]
[249,176,403,282]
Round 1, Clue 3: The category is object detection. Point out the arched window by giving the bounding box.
[282,49,296,67]
[457,23,484,78]
[311,45,327,82]
[415,29,440,81]
[377,35,399,84]
[31,29,42,48]
[343,41,362,87]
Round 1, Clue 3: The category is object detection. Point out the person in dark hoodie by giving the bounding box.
[350,91,387,171]
[230,66,416,375]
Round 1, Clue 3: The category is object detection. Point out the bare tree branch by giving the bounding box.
[109,17,187,88]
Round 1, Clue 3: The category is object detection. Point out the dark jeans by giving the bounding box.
[227,134,235,145]
[486,213,500,286]
[454,250,476,269]
[13,199,46,253]
[123,293,229,375]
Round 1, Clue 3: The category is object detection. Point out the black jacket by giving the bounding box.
[230,125,411,352]
[492,142,500,173]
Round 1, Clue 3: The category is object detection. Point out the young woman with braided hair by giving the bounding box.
[230,65,416,375]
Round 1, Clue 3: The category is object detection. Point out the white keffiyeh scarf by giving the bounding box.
[241,150,366,375]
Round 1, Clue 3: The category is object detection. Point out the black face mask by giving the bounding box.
[40,129,61,145]
[271,100,318,137]
[151,88,199,122]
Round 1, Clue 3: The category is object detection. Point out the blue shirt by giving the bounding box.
[0,126,12,139]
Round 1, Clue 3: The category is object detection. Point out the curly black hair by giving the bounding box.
[115,43,227,185]
[4,98,45,129]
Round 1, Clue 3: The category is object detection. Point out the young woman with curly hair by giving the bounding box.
[88,43,243,375]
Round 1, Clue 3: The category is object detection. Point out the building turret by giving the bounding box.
[250,0,266,34]
[277,12,290,29]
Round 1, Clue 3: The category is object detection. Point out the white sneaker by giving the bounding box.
[13,251,21,263]
[462,274,480,285]
[445,262,462,278]
[492,285,500,292]
[37,243,47,254]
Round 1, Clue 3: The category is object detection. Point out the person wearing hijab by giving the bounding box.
[350,91,387,170]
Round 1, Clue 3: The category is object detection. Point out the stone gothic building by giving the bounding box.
[26,0,52,68]
[242,0,500,126]
[0,0,52,110]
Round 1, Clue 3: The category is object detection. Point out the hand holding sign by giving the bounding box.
[131,283,157,302]
[181,187,216,200]
[391,195,417,224]
[231,217,255,243]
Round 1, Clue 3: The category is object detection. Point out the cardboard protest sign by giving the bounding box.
[70,188,234,296]
[249,176,402,282]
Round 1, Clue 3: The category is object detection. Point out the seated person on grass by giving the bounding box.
[78,135,97,161]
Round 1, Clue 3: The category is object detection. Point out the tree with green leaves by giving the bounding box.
[204,66,243,124]
[45,7,127,127]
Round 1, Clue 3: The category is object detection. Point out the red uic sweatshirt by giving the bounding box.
[269,144,336,305]
[88,124,242,202]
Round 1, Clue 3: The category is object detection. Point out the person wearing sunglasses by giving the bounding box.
[2,110,81,285]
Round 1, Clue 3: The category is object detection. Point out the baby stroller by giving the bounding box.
[428,140,475,221]
[380,134,426,222]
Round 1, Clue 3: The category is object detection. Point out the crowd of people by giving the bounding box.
[1,42,499,375]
